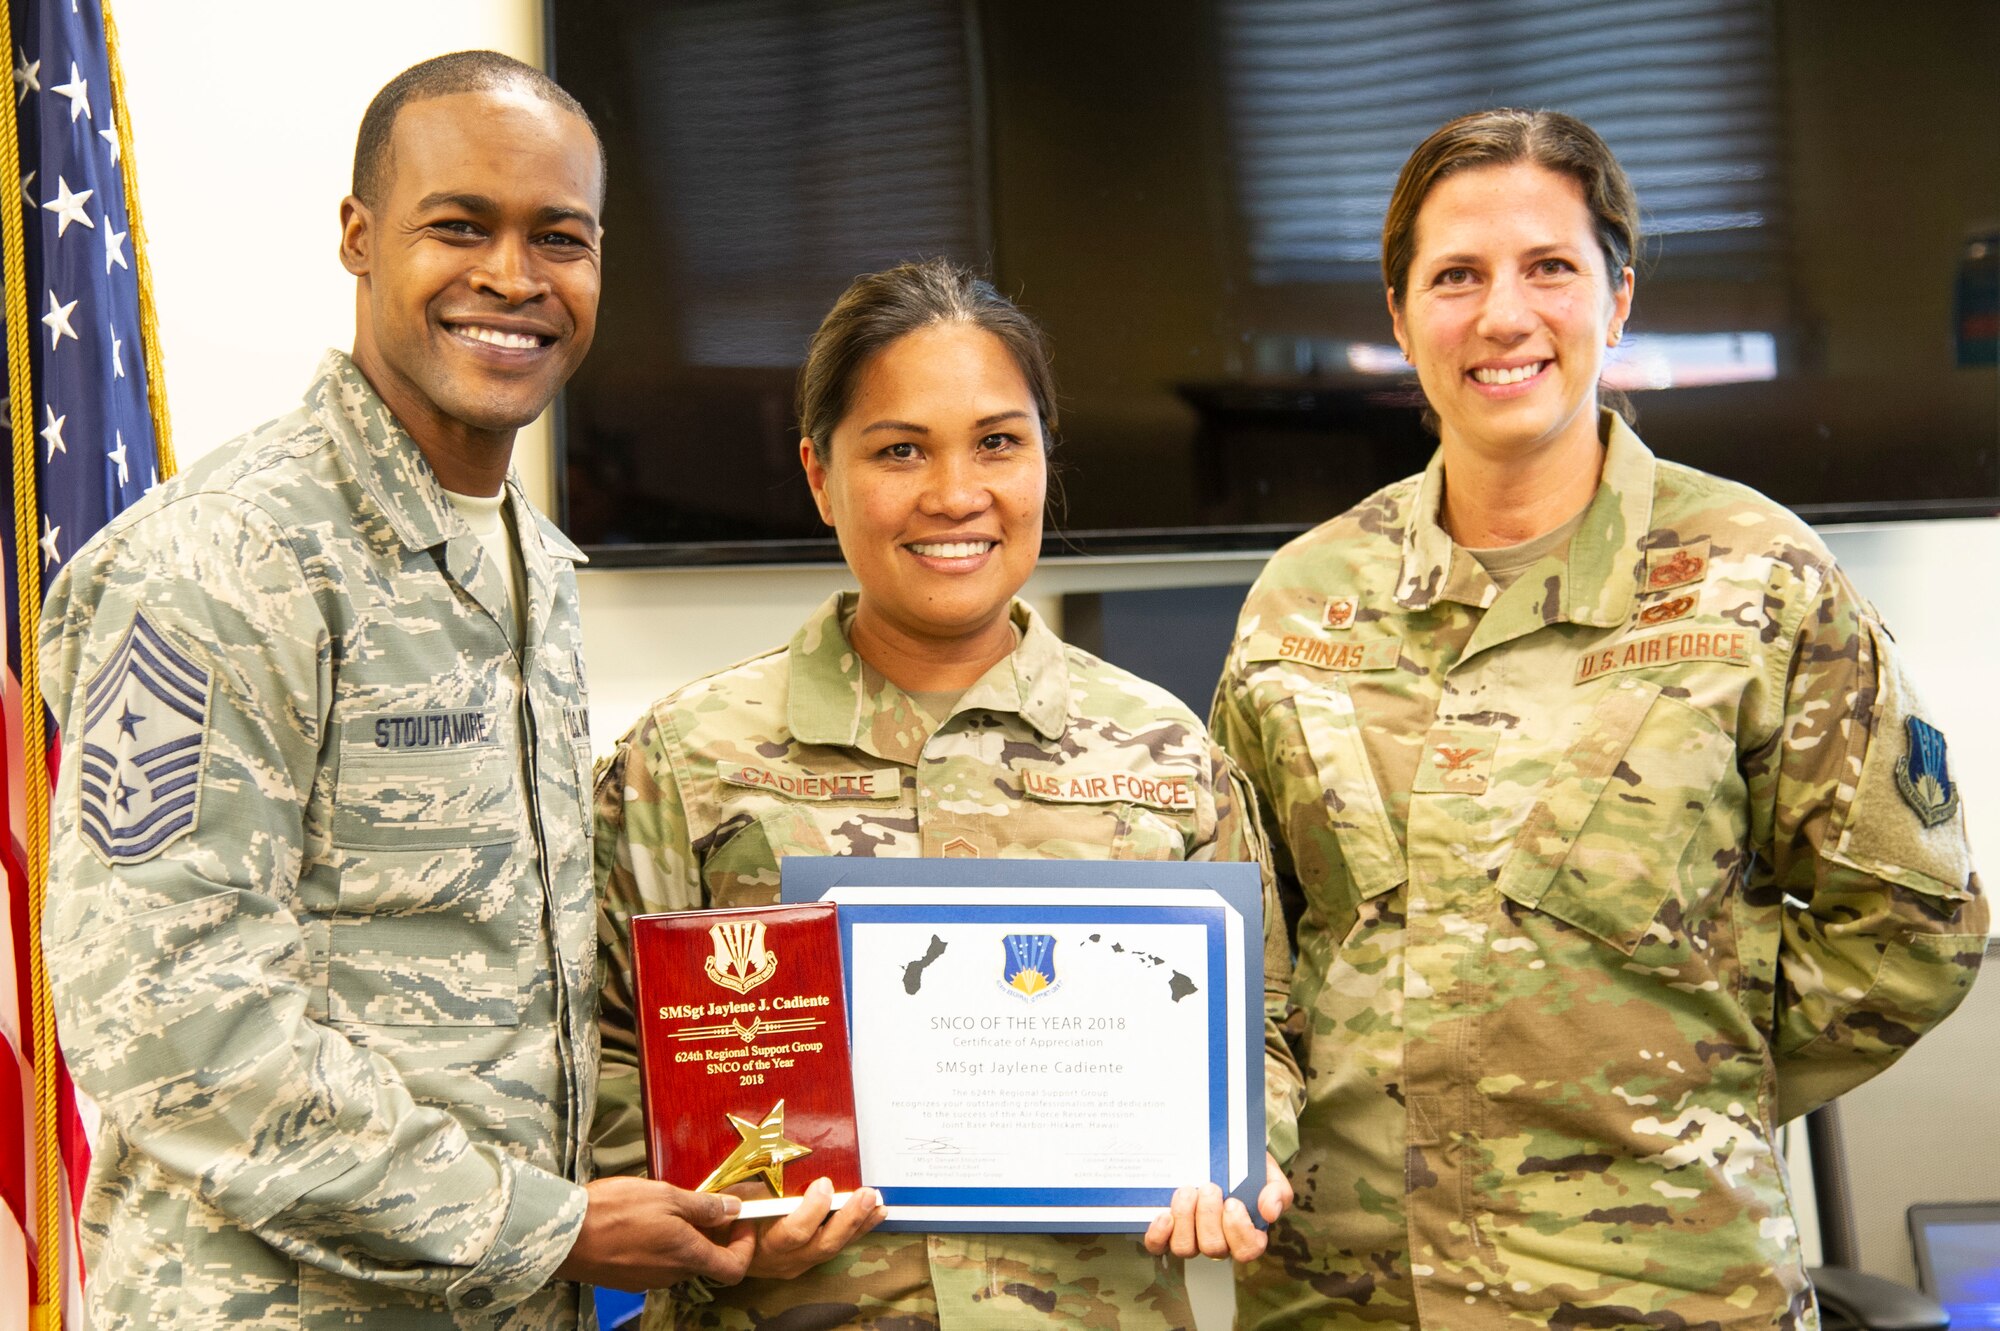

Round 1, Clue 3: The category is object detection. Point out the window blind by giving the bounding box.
[632,0,980,366]
[1218,0,1786,284]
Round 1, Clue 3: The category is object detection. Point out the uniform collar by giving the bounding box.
[302,349,584,566]
[1395,408,1653,629]
[1567,412,1654,627]
[305,351,585,648]
[787,592,1072,750]
[305,349,461,554]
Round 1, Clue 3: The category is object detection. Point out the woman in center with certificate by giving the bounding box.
[592,258,1301,1330]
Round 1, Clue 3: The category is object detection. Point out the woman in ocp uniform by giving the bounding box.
[1213,109,1987,1329]
[592,258,1299,1330]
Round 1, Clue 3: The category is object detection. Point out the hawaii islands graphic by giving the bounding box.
[900,933,1199,1003]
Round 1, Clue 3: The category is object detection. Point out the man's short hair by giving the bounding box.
[351,50,604,206]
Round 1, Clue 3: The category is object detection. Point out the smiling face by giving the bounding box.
[802,321,1046,670]
[341,86,602,487]
[1390,161,1633,470]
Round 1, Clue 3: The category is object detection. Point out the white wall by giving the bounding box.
[114,0,1997,1306]
[114,0,554,505]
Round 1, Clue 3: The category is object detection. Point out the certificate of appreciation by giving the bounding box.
[782,859,1266,1233]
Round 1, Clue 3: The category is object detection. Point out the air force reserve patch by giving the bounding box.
[1895,716,1959,828]
[1001,933,1058,999]
[77,612,212,864]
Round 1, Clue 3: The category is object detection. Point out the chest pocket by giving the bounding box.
[327,722,529,1026]
[704,805,839,907]
[1495,676,1734,954]
[1294,683,1406,906]
[332,718,519,850]
[1112,807,1192,861]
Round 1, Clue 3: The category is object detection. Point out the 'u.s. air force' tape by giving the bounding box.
[77,612,212,865]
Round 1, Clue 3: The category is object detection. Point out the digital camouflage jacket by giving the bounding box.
[594,593,1304,1331]
[1213,415,1986,1331]
[39,353,600,1329]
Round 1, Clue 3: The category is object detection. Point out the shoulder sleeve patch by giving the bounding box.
[1894,717,1959,829]
[76,611,213,864]
[1832,622,1974,900]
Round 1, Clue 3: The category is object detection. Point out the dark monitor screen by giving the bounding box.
[548,0,2000,566]
[1910,1204,2000,1331]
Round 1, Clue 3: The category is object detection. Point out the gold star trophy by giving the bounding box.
[697,1101,812,1195]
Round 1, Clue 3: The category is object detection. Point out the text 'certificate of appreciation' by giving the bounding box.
[782,859,1265,1233]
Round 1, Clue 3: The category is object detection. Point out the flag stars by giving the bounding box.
[51,61,88,121]
[19,168,34,209]
[102,214,126,272]
[41,404,67,460]
[108,321,124,377]
[43,174,94,236]
[39,514,60,567]
[99,106,119,165]
[108,429,129,484]
[13,48,38,101]
[42,288,79,347]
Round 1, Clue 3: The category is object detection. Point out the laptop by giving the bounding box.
[1910,1201,2000,1330]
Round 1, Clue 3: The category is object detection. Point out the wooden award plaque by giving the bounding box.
[630,903,862,1217]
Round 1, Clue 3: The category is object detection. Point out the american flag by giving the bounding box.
[2,0,169,1325]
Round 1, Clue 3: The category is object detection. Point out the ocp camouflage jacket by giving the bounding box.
[1213,414,1986,1331]
[593,593,1304,1331]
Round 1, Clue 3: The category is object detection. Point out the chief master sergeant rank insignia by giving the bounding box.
[77,611,212,864]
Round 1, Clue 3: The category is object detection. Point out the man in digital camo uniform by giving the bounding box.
[1214,412,1988,1329]
[593,593,1307,1329]
[39,53,749,1329]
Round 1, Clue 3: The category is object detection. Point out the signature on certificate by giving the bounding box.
[903,1135,962,1154]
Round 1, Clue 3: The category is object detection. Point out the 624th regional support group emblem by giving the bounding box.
[705,918,779,994]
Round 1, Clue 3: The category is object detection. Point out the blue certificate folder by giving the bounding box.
[782,857,1266,1233]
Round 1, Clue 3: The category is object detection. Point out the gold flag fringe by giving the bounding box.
[0,0,61,1318]
[104,0,174,475]
[2,4,178,1327]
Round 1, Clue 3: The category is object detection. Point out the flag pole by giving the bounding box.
[0,4,62,1327]
[100,0,171,475]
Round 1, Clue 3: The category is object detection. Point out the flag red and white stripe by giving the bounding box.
[3,0,172,1325]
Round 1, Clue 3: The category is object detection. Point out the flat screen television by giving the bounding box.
[547,0,2000,566]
